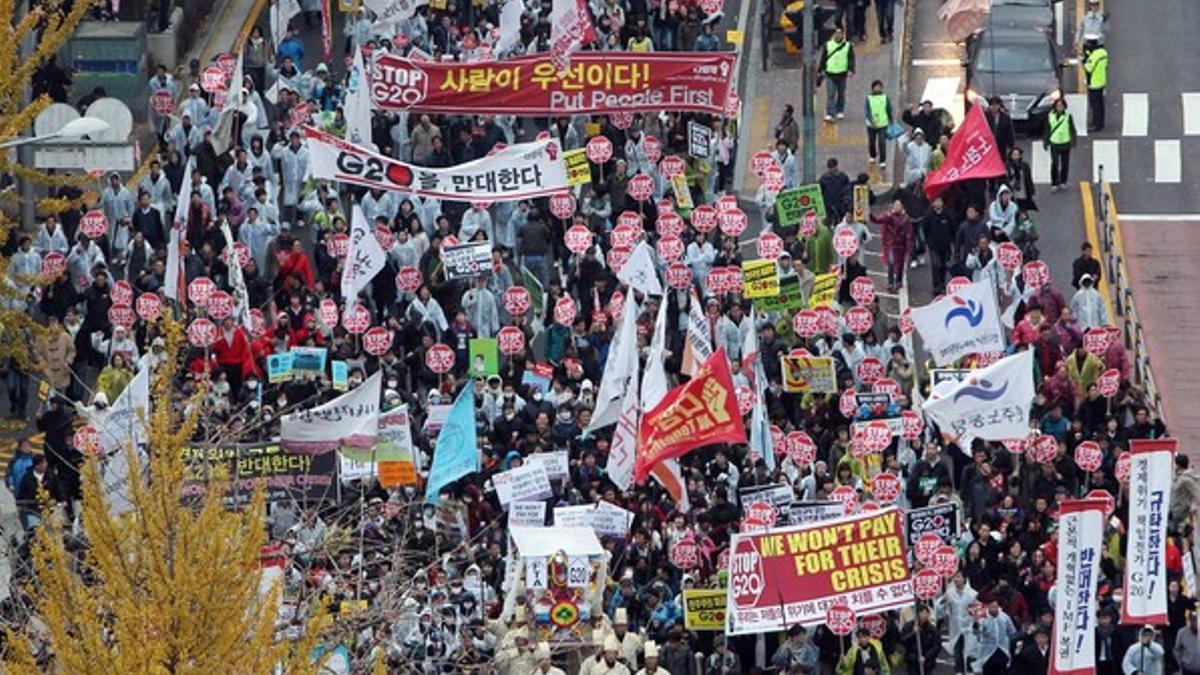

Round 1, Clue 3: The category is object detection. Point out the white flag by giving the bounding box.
[549,0,595,71]
[616,241,663,296]
[164,158,194,302]
[921,349,1034,443]
[364,0,428,26]
[681,290,712,377]
[496,0,525,57]
[282,370,382,453]
[588,293,639,431]
[271,0,302,47]
[910,279,1005,366]
[1122,439,1176,625]
[743,308,774,470]
[607,364,640,491]
[341,205,387,301]
[1050,499,1105,675]
[221,221,254,333]
[89,366,150,516]
[345,46,375,149]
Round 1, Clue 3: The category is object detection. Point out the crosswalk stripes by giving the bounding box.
[1183,93,1200,135]
[1122,93,1149,137]
[1155,140,1182,183]
[1031,142,1052,185]
[1064,93,1089,137]
[1093,140,1121,183]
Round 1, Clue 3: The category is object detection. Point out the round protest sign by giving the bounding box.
[761,164,785,192]
[151,89,175,115]
[586,136,612,163]
[1116,452,1132,483]
[607,247,632,274]
[931,545,959,578]
[826,604,856,636]
[110,280,133,307]
[839,388,859,418]
[549,193,576,220]
[850,276,875,305]
[997,242,1023,271]
[833,226,859,258]
[844,306,873,335]
[628,174,655,202]
[73,425,101,456]
[859,420,892,453]
[497,326,526,355]
[1098,368,1121,398]
[912,568,942,600]
[41,251,66,276]
[1030,434,1059,464]
[80,210,107,239]
[108,304,135,330]
[829,485,858,513]
[612,219,641,248]
[396,266,423,293]
[363,327,394,356]
[342,304,371,334]
[718,208,748,237]
[374,226,393,252]
[643,135,662,163]
[691,204,717,232]
[787,431,817,465]
[554,296,577,326]
[319,298,339,328]
[1023,260,1050,290]
[1075,441,1103,473]
[657,235,684,261]
[735,385,756,416]
[187,276,215,307]
[915,533,944,566]
[564,225,593,254]
[503,286,532,316]
[744,501,777,528]
[901,410,924,440]
[201,66,227,92]
[872,377,900,399]
[659,155,686,179]
[860,615,887,639]
[1084,328,1111,356]
[248,309,266,338]
[739,516,768,534]
[757,232,784,259]
[1087,489,1116,518]
[666,263,692,290]
[187,318,217,347]
[871,472,901,503]
[425,343,455,374]
[206,290,234,320]
[326,233,350,258]
[793,309,820,338]
[136,293,162,322]
[1002,436,1031,454]
[670,536,700,569]
[750,150,775,176]
[657,212,685,238]
[946,276,971,294]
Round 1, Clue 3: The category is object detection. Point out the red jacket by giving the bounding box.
[873,211,914,259]
[277,250,315,289]
[212,327,255,377]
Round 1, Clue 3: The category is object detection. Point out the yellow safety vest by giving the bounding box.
[867,93,889,129]
[1048,111,1072,145]
[1086,48,1109,90]
[825,39,850,75]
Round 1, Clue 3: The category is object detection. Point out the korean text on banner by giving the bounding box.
[563,148,592,185]
[808,273,838,308]
[281,371,381,453]
[181,443,338,508]
[909,279,1005,366]
[369,52,736,115]
[341,407,416,463]
[442,241,494,280]
[683,589,727,630]
[742,260,779,299]
[1050,499,1106,675]
[921,350,1035,443]
[634,349,746,484]
[493,463,554,507]
[781,355,838,393]
[753,275,806,313]
[305,125,569,201]
[726,506,913,635]
[1122,439,1176,626]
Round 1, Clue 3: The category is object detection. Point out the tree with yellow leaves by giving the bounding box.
[0,0,99,369]
[4,318,329,672]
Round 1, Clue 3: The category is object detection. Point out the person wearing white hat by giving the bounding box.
[495,626,538,675]
[636,641,670,675]
[533,642,566,675]
[612,607,644,668]
[1123,625,1164,675]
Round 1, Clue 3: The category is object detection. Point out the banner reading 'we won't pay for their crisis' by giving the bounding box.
[726,506,913,634]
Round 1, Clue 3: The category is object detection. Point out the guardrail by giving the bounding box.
[1094,166,1164,421]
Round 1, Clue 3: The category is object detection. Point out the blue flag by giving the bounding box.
[424,384,479,503]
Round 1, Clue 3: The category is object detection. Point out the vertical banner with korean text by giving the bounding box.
[1122,438,1176,625]
[1050,499,1106,675]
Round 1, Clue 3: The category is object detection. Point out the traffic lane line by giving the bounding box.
[1122,93,1149,137]
[1079,180,1115,318]
[1116,213,1200,222]
[1154,140,1182,183]
[1183,93,1200,135]
[1092,139,1120,182]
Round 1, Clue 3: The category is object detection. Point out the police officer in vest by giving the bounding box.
[865,79,893,168]
[1043,98,1078,192]
[819,27,856,122]
[1083,39,1109,132]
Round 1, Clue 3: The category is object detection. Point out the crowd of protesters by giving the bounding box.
[3,1,1195,674]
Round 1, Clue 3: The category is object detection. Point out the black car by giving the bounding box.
[989,0,1058,33]
[964,27,1064,131]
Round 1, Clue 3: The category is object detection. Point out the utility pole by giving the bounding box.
[801,0,816,182]
[17,0,34,231]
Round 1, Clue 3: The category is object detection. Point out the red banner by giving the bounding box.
[923,104,1006,198]
[726,507,913,634]
[634,349,745,483]
[370,52,737,116]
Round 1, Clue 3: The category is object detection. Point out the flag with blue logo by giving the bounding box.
[910,279,1005,366]
[921,349,1034,445]
[424,384,479,503]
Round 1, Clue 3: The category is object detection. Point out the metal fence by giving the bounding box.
[1094,166,1164,421]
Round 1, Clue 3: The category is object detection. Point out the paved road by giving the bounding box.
[1100,0,1200,451]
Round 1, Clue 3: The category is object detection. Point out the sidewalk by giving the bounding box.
[738,0,911,195]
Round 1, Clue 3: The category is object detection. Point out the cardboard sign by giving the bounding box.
[775,184,826,228]
[443,241,494,280]
[853,184,870,223]
[290,347,327,375]
[510,501,547,527]
[672,173,694,209]
[267,352,295,383]
[753,274,807,313]
[780,354,838,393]
[904,502,961,549]
[564,147,592,186]
[526,450,569,479]
[683,589,727,630]
[742,259,779,299]
[331,360,349,391]
[468,338,499,376]
[493,463,553,506]
[688,121,711,158]
[789,501,847,525]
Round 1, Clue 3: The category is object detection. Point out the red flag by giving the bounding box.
[634,349,746,484]
[923,104,1007,198]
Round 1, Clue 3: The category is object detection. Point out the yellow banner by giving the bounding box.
[683,589,727,630]
[564,148,592,186]
[742,259,779,299]
[809,273,838,308]
[781,355,838,393]
[672,173,693,209]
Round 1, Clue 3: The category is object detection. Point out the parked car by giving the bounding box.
[964,27,1063,132]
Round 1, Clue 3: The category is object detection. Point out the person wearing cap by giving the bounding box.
[533,641,566,675]
[1076,0,1108,55]
[582,634,633,675]
[636,640,670,675]
[1124,625,1165,675]
[1069,272,1109,329]
[611,607,644,667]
[495,626,538,675]
[1083,38,1109,132]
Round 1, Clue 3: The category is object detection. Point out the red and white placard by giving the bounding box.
[425,343,456,374]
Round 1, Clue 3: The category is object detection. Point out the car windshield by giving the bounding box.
[992,0,1049,6]
[977,41,1053,73]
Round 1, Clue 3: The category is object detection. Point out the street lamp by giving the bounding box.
[0,116,111,149]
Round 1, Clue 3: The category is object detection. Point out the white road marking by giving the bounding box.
[1055,1,1064,45]
[1118,214,1200,222]
[1183,93,1200,135]
[1031,142,1052,184]
[1093,139,1121,182]
[912,58,961,67]
[920,76,964,126]
[1122,93,1149,137]
[1065,94,1088,137]
[1155,140,1182,183]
